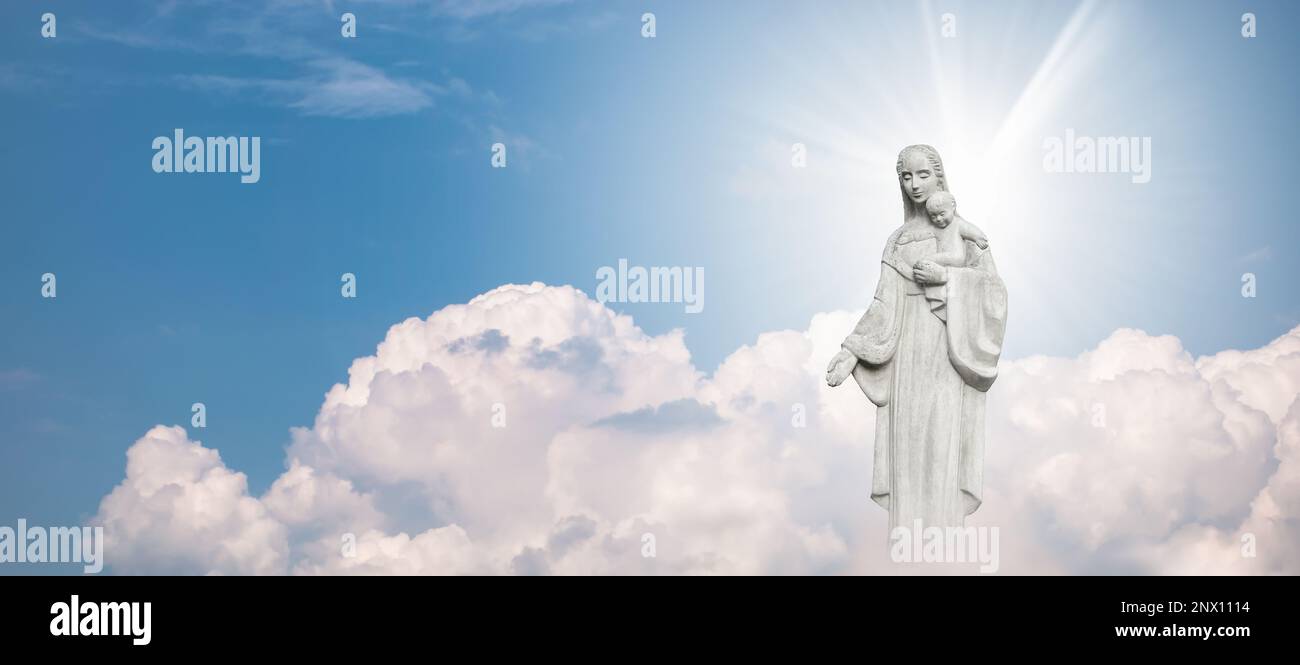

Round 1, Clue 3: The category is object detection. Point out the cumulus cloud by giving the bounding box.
[93,425,289,575]
[92,284,1300,574]
[1121,399,1300,575]
[978,329,1282,573]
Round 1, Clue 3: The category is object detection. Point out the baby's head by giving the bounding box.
[925,192,956,228]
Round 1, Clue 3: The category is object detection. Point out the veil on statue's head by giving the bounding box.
[896,144,949,218]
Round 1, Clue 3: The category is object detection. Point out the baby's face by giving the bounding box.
[928,208,953,228]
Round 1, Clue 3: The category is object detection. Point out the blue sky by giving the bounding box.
[3,0,1299,573]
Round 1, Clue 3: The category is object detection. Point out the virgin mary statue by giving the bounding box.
[825,145,1007,533]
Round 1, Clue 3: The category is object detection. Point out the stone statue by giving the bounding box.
[826,145,1008,534]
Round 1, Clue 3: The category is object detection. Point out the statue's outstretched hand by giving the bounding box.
[826,349,856,387]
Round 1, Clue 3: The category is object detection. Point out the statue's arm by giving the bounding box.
[839,263,902,364]
[956,217,989,248]
[827,232,908,388]
[942,253,1007,392]
[827,264,901,387]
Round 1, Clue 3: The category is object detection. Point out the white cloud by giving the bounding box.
[176,58,441,119]
[77,4,504,120]
[289,58,437,118]
[262,461,386,535]
[1127,400,1300,575]
[982,330,1277,558]
[93,425,289,575]
[92,284,1300,574]
[0,368,41,389]
[1197,331,1300,425]
[432,0,575,20]
[292,526,485,576]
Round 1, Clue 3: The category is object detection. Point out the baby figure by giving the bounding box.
[922,191,988,268]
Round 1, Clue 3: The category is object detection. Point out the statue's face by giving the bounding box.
[928,208,953,228]
[899,151,940,206]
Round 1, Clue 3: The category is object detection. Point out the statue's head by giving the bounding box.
[925,191,956,228]
[896,144,948,214]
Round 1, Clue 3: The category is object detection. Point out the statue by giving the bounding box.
[826,145,1008,535]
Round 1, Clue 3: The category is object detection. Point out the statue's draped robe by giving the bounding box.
[840,225,1007,531]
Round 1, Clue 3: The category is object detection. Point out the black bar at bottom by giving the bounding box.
[0,574,1286,654]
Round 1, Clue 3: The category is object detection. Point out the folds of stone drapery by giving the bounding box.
[841,247,1007,522]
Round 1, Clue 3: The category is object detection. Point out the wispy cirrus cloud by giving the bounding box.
[69,0,567,120]
[429,0,576,20]
[175,59,446,119]
[1238,246,1274,264]
[0,368,41,390]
